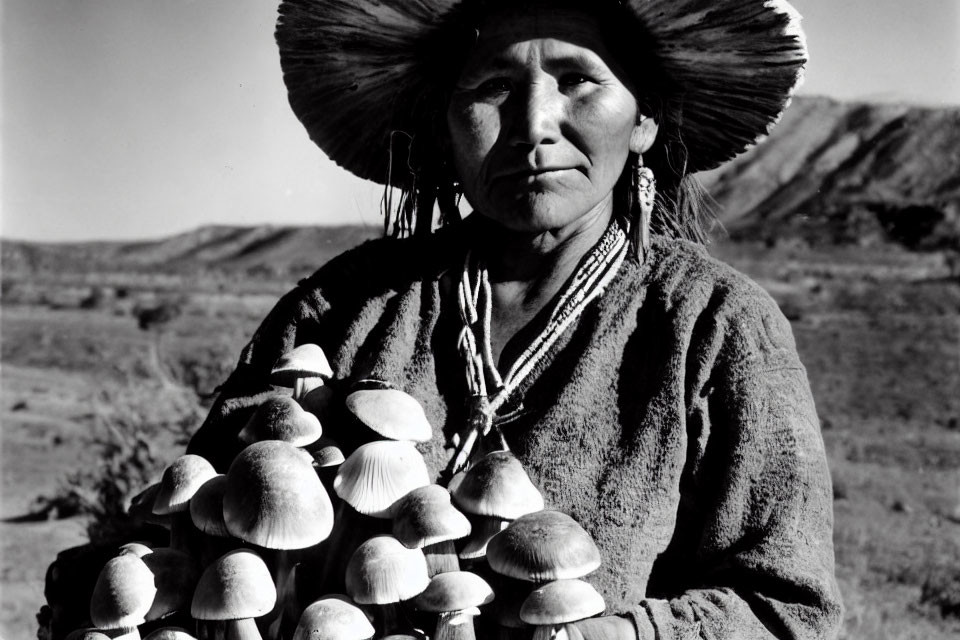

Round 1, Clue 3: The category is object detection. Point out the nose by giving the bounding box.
[508,78,562,148]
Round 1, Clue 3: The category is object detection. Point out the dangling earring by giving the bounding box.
[631,154,656,262]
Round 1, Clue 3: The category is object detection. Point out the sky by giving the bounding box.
[2,0,959,242]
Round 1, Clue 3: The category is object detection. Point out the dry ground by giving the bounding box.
[2,241,959,639]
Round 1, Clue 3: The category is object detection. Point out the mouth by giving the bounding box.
[494,167,573,182]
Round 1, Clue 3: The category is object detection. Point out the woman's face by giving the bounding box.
[446,6,645,234]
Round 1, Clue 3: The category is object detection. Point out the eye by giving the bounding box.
[476,77,512,94]
[559,73,592,87]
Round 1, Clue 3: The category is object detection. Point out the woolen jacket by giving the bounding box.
[188,222,843,639]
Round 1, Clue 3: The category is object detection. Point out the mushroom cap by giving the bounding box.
[141,548,200,621]
[224,440,335,549]
[345,389,432,442]
[292,598,376,640]
[392,485,471,548]
[118,542,153,558]
[308,436,346,468]
[64,629,113,640]
[189,475,230,537]
[143,627,197,640]
[486,511,601,582]
[334,441,430,518]
[457,515,509,560]
[271,343,334,384]
[191,549,277,620]
[451,451,543,520]
[128,483,170,526]
[413,571,494,613]
[90,554,157,629]
[345,535,430,605]
[153,455,218,515]
[238,396,323,447]
[519,579,605,625]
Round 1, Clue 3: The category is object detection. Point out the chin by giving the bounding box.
[480,191,595,234]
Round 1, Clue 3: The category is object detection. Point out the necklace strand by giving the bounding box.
[449,222,628,474]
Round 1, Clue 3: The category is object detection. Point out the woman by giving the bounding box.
[189,0,842,638]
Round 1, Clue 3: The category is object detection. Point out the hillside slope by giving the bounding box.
[703,96,960,249]
[1,225,380,277]
[3,97,958,277]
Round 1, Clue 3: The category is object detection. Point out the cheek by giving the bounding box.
[574,94,636,168]
[447,103,500,179]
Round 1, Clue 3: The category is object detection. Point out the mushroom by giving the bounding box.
[486,510,601,583]
[306,435,346,492]
[392,485,471,576]
[345,389,432,442]
[238,396,323,448]
[449,452,543,561]
[128,483,170,529]
[519,579,605,640]
[413,571,494,640]
[189,475,229,536]
[118,542,153,558]
[63,631,112,640]
[188,475,241,568]
[333,441,431,519]
[345,535,430,635]
[89,554,157,640]
[480,572,534,640]
[142,628,197,640]
[223,441,336,630]
[191,549,277,640]
[291,597,375,640]
[320,440,431,591]
[271,344,333,400]
[140,547,200,622]
[152,455,218,553]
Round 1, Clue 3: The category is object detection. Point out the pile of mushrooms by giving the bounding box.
[72,343,607,640]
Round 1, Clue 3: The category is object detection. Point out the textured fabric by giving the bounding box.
[188,222,843,639]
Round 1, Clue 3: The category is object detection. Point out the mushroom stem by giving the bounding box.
[101,628,141,640]
[168,513,196,555]
[423,540,460,576]
[434,608,480,640]
[320,503,388,593]
[293,377,322,401]
[373,603,407,637]
[531,625,566,640]
[255,549,300,640]
[197,618,263,640]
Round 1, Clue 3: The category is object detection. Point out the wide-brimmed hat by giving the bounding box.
[276,0,806,185]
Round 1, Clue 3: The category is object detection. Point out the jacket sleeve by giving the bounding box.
[631,293,843,639]
[185,237,383,471]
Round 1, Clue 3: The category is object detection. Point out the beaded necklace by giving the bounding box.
[447,220,629,475]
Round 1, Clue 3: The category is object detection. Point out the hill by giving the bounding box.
[3,96,959,279]
[702,96,960,250]
[1,225,380,279]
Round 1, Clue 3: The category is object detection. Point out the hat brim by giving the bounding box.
[277,0,806,184]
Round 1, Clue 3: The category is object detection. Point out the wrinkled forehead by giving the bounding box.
[460,4,631,80]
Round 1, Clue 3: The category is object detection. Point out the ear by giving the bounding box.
[629,117,659,155]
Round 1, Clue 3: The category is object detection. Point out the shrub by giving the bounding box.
[30,388,200,545]
[921,565,960,619]
[134,298,184,331]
